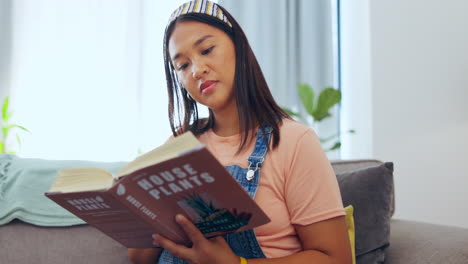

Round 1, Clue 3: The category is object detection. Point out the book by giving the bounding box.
[45,132,270,248]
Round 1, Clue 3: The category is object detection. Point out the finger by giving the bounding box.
[175,214,206,244]
[209,236,225,243]
[153,234,194,260]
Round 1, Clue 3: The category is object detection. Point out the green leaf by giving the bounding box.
[2,96,9,121]
[282,107,302,118]
[16,134,22,147]
[313,87,341,121]
[14,125,30,133]
[3,124,30,133]
[297,83,315,116]
[0,142,4,154]
[325,141,341,152]
[319,133,340,143]
[2,127,8,140]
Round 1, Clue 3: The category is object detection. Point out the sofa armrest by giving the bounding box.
[386,219,468,264]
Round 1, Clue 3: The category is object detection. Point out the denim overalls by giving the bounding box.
[158,126,272,263]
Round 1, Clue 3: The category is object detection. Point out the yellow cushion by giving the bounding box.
[345,205,356,264]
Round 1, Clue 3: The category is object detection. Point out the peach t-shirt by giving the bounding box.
[197,119,345,258]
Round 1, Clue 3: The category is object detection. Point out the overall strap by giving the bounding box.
[245,125,272,181]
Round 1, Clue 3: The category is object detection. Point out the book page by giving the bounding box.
[116,132,201,177]
[48,168,114,192]
[48,132,201,193]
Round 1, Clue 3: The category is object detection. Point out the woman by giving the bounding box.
[129,1,351,263]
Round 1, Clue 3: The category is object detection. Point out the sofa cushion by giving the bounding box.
[335,162,394,263]
[331,159,384,175]
[0,220,129,264]
[0,154,126,226]
[386,219,468,264]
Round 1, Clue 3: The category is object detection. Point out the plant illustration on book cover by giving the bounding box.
[178,192,252,235]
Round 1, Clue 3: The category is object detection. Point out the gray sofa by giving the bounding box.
[1,160,468,264]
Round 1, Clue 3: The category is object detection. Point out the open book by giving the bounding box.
[45,132,270,248]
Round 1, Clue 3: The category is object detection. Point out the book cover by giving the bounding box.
[45,134,270,248]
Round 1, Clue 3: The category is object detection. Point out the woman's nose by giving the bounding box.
[192,61,208,79]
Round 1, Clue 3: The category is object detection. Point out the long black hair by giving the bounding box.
[163,4,289,152]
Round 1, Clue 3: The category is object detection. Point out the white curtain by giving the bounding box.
[5,0,190,161]
[3,0,336,161]
[218,0,339,158]
[0,0,12,101]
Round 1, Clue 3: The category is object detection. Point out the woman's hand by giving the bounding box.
[153,214,240,264]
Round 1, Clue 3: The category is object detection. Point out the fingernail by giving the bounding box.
[175,214,184,222]
[152,234,160,246]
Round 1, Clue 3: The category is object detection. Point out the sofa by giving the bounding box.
[1,159,468,264]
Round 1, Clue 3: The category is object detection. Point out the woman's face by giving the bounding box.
[168,20,236,113]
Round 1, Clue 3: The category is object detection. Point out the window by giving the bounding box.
[8,0,192,161]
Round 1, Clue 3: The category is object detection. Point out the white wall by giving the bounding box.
[340,0,373,159]
[341,0,468,228]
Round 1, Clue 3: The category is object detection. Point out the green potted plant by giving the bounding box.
[0,96,30,154]
[283,83,354,152]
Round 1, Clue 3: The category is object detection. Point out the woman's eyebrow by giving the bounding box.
[193,34,214,47]
[172,35,214,61]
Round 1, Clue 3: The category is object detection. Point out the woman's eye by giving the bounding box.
[201,46,214,55]
[178,63,188,71]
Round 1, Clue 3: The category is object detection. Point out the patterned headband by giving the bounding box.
[167,0,232,28]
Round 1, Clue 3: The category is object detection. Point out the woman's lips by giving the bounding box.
[200,80,218,94]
